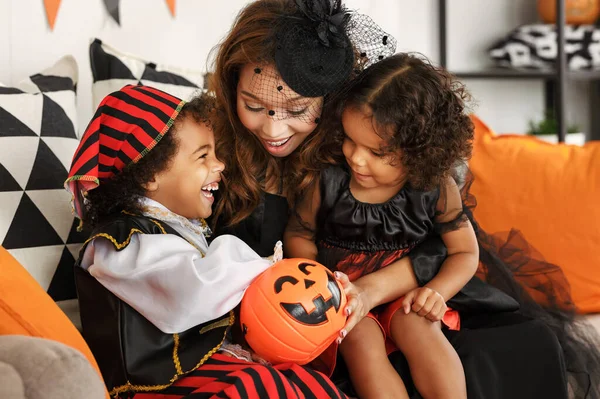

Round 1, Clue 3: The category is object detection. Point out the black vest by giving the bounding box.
[75,214,233,398]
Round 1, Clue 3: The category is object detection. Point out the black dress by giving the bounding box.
[211,191,290,257]
[212,172,599,399]
[316,166,519,315]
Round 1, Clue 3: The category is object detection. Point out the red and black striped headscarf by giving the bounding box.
[65,84,185,220]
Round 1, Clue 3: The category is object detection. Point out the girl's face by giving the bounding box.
[342,106,406,200]
[148,117,225,219]
[236,64,323,158]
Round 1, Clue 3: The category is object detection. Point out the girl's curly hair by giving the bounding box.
[82,94,215,229]
[323,52,474,190]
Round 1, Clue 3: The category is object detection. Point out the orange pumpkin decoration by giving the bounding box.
[240,258,347,365]
[538,0,600,24]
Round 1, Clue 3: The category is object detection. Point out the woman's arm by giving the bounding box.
[81,234,271,334]
[283,180,321,260]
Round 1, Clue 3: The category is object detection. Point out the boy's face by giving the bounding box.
[148,117,224,219]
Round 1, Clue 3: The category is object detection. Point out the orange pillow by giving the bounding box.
[469,116,600,313]
[0,246,108,396]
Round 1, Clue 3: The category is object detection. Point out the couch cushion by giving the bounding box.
[0,246,104,389]
[90,38,206,110]
[0,55,87,303]
[0,335,106,399]
[469,116,600,313]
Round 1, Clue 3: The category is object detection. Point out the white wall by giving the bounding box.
[1,0,251,132]
[0,0,590,135]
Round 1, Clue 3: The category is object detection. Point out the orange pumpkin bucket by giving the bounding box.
[240,258,348,365]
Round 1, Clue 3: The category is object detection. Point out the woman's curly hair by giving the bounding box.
[82,94,215,230]
[323,52,474,191]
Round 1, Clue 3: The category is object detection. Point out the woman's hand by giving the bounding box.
[334,271,373,344]
[402,286,447,322]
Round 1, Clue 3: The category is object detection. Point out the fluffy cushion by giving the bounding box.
[0,56,87,302]
[90,38,206,109]
[469,116,600,313]
[0,335,106,399]
[0,246,104,389]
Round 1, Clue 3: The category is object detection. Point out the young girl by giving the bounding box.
[67,84,348,398]
[284,53,514,399]
[286,52,600,399]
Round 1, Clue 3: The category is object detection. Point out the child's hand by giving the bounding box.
[402,287,447,322]
[334,271,372,344]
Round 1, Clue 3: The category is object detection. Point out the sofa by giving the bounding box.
[1,42,599,397]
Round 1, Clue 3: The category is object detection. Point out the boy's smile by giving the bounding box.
[147,117,224,220]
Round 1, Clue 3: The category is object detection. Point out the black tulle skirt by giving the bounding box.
[462,173,600,399]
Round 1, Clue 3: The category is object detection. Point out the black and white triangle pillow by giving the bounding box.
[0,55,86,302]
[90,38,207,109]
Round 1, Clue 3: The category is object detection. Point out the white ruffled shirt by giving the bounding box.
[79,197,275,334]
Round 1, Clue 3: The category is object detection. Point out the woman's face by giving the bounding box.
[236,64,323,158]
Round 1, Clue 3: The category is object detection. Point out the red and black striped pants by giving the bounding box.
[131,354,348,399]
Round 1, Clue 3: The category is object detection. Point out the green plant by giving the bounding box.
[527,111,580,135]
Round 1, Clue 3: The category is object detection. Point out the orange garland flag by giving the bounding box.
[165,0,176,16]
[44,0,62,30]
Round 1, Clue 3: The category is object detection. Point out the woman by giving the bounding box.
[209,1,598,398]
[210,0,395,255]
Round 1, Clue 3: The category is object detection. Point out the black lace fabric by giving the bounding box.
[346,13,397,70]
[433,183,469,235]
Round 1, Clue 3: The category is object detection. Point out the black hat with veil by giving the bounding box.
[247,0,397,124]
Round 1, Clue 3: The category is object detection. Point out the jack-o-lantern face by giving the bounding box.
[240,258,347,365]
[274,262,342,325]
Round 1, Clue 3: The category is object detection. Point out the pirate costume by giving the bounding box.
[67,84,352,399]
